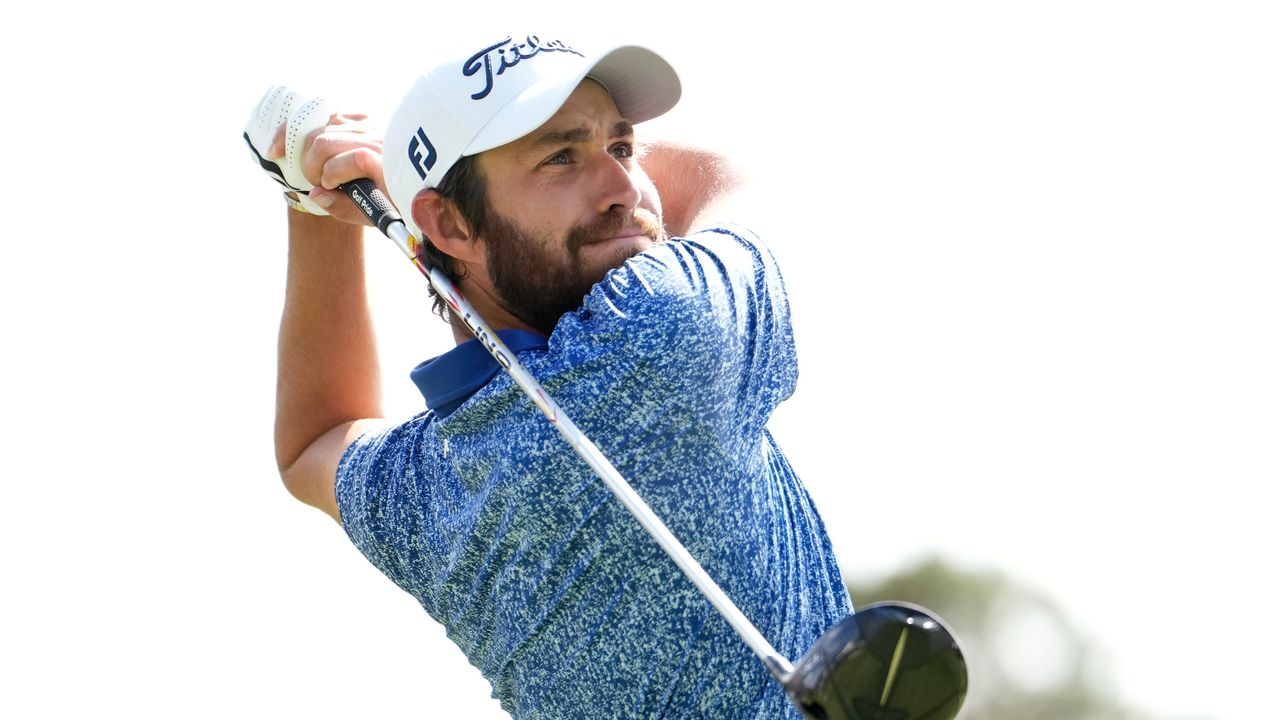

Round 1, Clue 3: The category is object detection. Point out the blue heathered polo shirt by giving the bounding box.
[336,224,852,719]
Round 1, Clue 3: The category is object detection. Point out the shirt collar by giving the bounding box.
[410,329,548,418]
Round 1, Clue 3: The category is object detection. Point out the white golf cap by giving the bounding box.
[384,33,682,240]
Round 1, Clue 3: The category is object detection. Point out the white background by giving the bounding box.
[2,2,1276,718]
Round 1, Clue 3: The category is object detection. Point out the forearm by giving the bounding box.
[641,141,745,237]
[275,209,383,474]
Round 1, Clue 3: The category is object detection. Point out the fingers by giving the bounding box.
[306,186,376,227]
[312,137,386,226]
[287,112,385,225]
[267,123,287,160]
[295,113,381,180]
[328,112,369,124]
[305,131,383,189]
[307,149,386,227]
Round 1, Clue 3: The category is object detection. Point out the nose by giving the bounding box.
[590,151,642,215]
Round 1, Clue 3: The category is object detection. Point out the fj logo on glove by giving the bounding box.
[408,127,438,181]
[463,35,584,100]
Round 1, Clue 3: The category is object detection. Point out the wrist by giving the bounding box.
[283,189,333,216]
[286,206,365,249]
[283,191,311,214]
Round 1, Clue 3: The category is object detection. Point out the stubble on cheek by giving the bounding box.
[485,206,669,335]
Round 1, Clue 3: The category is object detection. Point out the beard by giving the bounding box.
[482,207,666,335]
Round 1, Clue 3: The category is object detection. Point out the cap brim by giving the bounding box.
[463,44,681,157]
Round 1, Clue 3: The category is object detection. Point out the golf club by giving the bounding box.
[337,177,968,720]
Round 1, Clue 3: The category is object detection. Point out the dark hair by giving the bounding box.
[423,154,489,320]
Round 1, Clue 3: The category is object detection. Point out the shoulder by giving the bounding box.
[334,414,433,524]
[336,414,431,483]
[678,223,784,284]
[669,222,773,267]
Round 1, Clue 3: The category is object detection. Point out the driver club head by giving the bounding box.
[785,601,967,720]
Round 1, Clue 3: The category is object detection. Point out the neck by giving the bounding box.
[448,274,541,345]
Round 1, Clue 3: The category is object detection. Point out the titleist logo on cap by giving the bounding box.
[463,35,585,100]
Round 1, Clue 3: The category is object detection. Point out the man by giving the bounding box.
[250,33,852,719]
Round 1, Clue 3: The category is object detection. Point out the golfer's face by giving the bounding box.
[475,80,664,282]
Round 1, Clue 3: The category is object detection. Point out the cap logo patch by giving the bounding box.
[408,127,438,181]
[463,35,585,101]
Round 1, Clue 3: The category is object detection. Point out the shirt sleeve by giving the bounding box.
[335,415,439,602]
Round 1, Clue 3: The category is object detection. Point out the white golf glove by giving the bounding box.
[244,85,336,215]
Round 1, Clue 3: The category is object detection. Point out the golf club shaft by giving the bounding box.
[339,179,795,681]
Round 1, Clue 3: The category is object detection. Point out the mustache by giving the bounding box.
[567,208,666,253]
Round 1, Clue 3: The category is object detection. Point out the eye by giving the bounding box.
[542,149,572,166]
[610,142,635,160]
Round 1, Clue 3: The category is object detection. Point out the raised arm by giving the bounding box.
[275,209,386,521]
[253,96,392,522]
[639,140,755,238]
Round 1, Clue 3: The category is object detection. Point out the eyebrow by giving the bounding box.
[531,120,634,148]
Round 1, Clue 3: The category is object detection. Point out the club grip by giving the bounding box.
[340,179,402,235]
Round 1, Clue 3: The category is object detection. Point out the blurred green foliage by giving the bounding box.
[849,558,1157,720]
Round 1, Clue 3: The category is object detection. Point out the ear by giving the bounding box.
[412,188,483,264]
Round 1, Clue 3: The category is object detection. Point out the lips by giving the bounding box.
[569,208,664,253]
[591,227,649,245]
